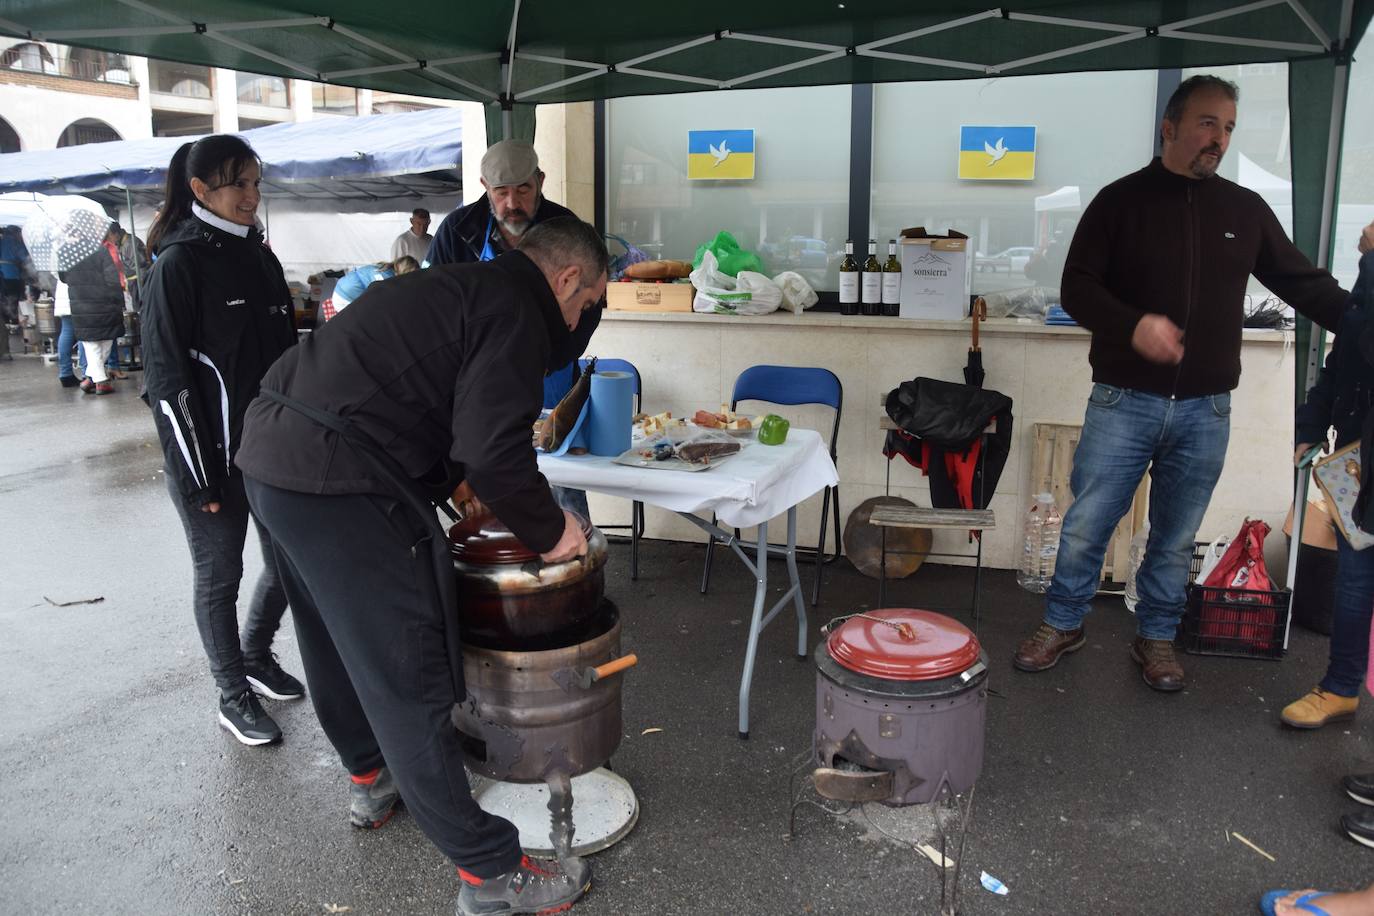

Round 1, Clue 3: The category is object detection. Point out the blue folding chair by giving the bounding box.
[700,365,843,606]
[579,357,646,580]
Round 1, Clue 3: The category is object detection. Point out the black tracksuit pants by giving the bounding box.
[166,471,288,696]
[243,475,522,878]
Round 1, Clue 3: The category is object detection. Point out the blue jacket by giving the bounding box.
[335,263,393,301]
[1296,251,1374,449]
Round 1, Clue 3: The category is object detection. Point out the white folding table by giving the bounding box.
[539,429,839,738]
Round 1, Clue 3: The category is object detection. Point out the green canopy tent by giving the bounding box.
[4,0,1370,392]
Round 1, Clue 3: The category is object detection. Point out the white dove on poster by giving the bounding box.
[709,139,731,167]
[984,137,1008,166]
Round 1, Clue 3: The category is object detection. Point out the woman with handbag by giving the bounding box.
[141,135,304,746]
[1283,222,1374,732]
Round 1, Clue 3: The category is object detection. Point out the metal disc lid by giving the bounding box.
[825,608,981,681]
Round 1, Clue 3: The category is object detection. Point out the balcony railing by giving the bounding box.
[3,51,136,86]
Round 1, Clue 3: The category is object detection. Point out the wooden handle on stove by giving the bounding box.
[593,654,638,680]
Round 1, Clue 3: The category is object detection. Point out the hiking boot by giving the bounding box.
[1130,637,1185,692]
[244,653,305,700]
[79,377,95,394]
[1013,623,1086,672]
[218,688,282,746]
[1342,807,1374,849]
[349,766,401,829]
[95,381,114,395]
[1281,687,1358,729]
[1345,773,1374,807]
[456,855,591,916]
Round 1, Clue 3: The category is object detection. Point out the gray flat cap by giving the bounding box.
[481,140,541,187]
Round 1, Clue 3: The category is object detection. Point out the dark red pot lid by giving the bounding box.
[448,511,591,565]
[826,608,981,681]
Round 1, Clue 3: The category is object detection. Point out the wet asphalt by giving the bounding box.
[2,346,1372,916]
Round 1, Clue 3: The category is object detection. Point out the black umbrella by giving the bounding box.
[964,296,987,387]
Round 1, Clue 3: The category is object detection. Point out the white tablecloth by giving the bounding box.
[538,428,838,528]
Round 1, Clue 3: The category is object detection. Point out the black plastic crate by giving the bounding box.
[1180,584,1289,659]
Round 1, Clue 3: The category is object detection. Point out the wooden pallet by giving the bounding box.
[1030,422,1147,582]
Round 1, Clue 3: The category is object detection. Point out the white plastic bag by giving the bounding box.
[772,271,818,314]
[690,251,783,315]
[1194,537,1229,584]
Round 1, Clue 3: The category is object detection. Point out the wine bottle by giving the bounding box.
[861,238,882,315]
[838,240,859,315]
[881,239,902,316]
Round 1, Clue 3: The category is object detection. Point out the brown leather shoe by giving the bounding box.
[1013,623,1087,672]
[1130,637,1185,692]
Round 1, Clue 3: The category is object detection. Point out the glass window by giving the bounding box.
[237,73,290,107]
[607,85,851,292]
[871,71,1158,295]
[312,83,357,114]
[150,60,211,97]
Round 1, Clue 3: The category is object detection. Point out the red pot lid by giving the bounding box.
[826,608,981,681]
[448,511,590,565]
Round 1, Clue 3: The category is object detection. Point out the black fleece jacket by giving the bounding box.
[1062,158,1347,397]
[140,212,296,508]
[235,250,572,554]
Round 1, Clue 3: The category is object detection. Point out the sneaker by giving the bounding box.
[218,688,283,746]
[59,375,79,388]
[1012,623,1086,672]
[95,381,114,395]
[79,377,95,394]
[244,653,305,700]
[1342,807,1374,849]
[456,856,591,916]
[1345,772,1374,806]
[349,766,401,829]
[1281,687,1358,729]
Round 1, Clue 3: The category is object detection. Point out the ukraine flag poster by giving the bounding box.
[958,126,1036,181]
[688,129,756,181]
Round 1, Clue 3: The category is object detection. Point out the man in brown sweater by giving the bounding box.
[1013,75,1347,691]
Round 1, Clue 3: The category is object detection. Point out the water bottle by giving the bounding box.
[1123,524,1150,613]
[1017,493,1062,594]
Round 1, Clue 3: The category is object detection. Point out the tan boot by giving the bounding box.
[1281,687,1358,729]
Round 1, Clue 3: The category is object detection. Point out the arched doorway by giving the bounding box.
[56,118,121,147]
[0,116,19,153]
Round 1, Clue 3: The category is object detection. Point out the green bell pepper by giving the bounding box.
[758,414,789,446]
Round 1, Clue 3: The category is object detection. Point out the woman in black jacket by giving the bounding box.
[142,135,303,746]
[62,224,124,395]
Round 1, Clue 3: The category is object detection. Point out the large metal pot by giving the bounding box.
[453,601,630,783]
[813,608,987,805]
[448,511,608,650]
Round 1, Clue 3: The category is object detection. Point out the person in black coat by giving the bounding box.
[61,225,124,394]
[236,217,607,916]
[141,135,303,748]
[1284,224,1374,733]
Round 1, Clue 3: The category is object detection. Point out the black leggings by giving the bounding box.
[243,475,522,878]
[166,472,288,696]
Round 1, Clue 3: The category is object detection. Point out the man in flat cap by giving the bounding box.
[428,140,600,516]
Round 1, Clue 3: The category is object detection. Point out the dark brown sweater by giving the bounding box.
[1061,158,1346,397]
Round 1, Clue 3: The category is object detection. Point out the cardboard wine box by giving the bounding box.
[898,227,971,321]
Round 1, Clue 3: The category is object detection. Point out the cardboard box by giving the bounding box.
[898,227,971,321]
[606,280,694,312]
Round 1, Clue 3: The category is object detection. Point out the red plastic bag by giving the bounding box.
[1201,518,1272,592]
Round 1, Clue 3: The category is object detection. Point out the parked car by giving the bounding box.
[975,246,1035,273]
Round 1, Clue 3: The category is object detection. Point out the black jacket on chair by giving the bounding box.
[884,377,1014,511]
[61,247,124,342]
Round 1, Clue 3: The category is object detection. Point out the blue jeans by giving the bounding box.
[1044,384,1231,640]
[1320,532,1374,697]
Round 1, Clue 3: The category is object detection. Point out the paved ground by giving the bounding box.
[3,349,1372,916]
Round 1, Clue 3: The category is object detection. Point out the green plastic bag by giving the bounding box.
[692,230,763,278]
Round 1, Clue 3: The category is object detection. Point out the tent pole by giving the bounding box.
[1303,0,1354,395]
[124,186,141,288]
